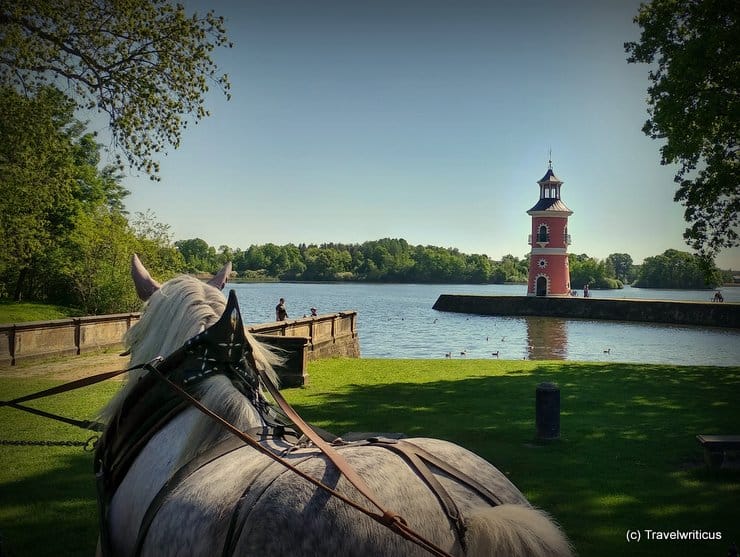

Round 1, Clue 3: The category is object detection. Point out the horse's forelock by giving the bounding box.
[127,275,226,366]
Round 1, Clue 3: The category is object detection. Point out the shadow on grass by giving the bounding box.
[0,448,98,557]
[289,362,740,557]
[2,364,737,557]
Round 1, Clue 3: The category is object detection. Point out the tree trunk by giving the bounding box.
[13,268,27,301]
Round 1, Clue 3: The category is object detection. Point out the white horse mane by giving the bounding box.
[100,274,282,462]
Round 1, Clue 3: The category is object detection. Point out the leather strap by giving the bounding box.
[370,439,504,508]
[365,438,505,552]
[256,368,394,516]
[1,363,143,432]
[134,435,248,556]
[254,366,463,557]
[0,365,135,406]
[144,360,456,557]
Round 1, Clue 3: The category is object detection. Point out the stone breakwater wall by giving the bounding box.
[0,311,360,386]
[432,295,739,329]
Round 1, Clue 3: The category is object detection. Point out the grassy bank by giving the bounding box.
[1,359,738,556]
[0,300,82,323]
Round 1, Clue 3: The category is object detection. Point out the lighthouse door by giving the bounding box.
[536,276,548,296]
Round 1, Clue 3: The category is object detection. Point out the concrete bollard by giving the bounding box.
[536,382,560,440]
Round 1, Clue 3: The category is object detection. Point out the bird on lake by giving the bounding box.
[491,351,500,357]
[460,350,467,357]
[603,348,611,354]
[444,352,451,358]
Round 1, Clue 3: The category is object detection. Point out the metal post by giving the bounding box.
[536,382,560,440]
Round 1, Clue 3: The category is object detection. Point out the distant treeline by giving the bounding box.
[175,238,726,290]
[177,238,529,284]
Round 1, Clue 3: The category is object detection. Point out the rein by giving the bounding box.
[142,359,458,557]
[0,362,146,446]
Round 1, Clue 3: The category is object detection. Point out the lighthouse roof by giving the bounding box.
[538,168,563,184]
[527,197,573,214]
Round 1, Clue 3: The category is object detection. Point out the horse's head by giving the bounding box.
[126,254,232,367]
[100,256,280,427]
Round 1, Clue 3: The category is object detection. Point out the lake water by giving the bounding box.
[230,283,740,367]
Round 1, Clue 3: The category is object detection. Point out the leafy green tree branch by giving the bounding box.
[1,0,232,179]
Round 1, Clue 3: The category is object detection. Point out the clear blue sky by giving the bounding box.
[119,0,739,270]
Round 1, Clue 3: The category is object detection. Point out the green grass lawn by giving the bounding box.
[0,300,83,323]
[1,359,738,556]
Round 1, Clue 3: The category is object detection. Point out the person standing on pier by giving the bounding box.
[275,298,289,321]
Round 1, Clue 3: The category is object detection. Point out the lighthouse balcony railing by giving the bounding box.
[528,234,551,245]
[528,234,571,246]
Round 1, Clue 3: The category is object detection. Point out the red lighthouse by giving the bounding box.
[527,162,573,296]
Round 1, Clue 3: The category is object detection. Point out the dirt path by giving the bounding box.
[0,349,128,381]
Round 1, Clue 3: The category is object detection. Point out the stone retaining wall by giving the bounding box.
[0,314,141,366]
[433,295,739,328]
[1,311,360,386]
[248,312,360,385]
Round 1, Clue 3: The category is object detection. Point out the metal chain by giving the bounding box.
[0,435,98,451]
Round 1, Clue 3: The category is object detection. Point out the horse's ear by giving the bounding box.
[131,254,161,301]
[207,262,232,290]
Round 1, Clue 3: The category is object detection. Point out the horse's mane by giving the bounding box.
[100,275,282,461]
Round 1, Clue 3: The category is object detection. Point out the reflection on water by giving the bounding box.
[527,318,568,360]
[230,283,740,366]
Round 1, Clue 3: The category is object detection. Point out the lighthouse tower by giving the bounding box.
[527,162,573,296]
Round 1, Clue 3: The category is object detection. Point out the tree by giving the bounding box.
[175,238,217,272]
[50,210,184,314]
[130,211,185,280]
[0,86,185,310]
[303,246,352,281]
[0,86,104,299]
[492,254,529,283]
[464,254,493,283]
[625,0,739,258]
[568,254,622,289]
[635,249,721,288]
[1,0,232,179]
[606,253,635,283]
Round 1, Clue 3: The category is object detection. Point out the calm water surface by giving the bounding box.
[230,283,739,367]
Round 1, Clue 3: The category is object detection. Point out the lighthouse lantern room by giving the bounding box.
[526,162,573,296]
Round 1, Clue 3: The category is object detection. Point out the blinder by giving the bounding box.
[174,289,262,395]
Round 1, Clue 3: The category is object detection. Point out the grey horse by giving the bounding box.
[96,256,572,557]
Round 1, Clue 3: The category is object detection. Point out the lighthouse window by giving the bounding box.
[538,225,548,242]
